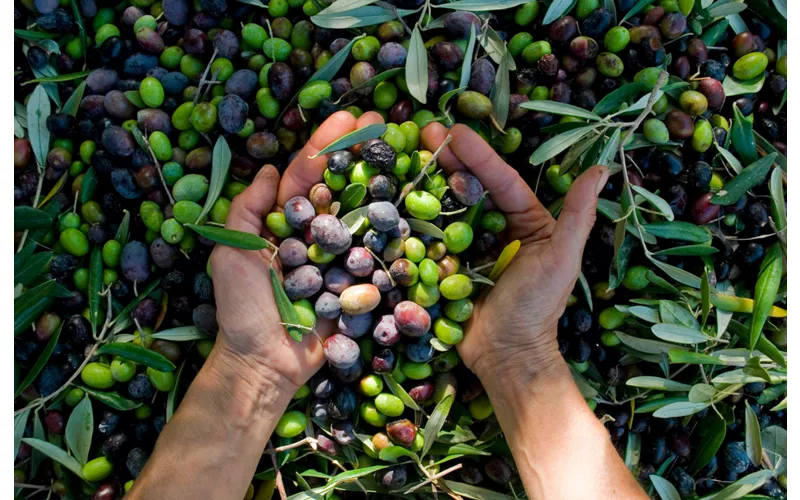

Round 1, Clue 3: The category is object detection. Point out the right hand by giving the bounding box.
[421,123,610,391]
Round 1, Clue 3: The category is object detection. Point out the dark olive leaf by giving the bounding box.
[634,396,688,414]
[69,0,87,71]
[688,413,727,474]
[115,209,131,246]
[625,432,641,472]
[310,123,387,158]
[459,194,485,228]
[593,82,646,115]
[124,90,145,108]
[98,342,176,372]
[166,360,186,422]
[577,272,593,312]
[382,374,421,411]
[339,206,369,233]
[627,376,692,392]
[422,395,454,458]
[559,135,599,176]
[15,251,52,288]
[548,197,565,217]
[311,6,414,29]
[652,401,710,418]
[730,105,758,164]
[479,26,511,68]
[596,128,621,166]
[529,125,596,165]
[23,70,92,85]
[14,408,30,461]
[270,267,303,342]
[769,164,787,234]
[624,133,680,150]
[429,443,490,456]
[631,185,674,220]
[62,81,86,118]
[543,0,578,24]
[616,331,689,355]
[14,280,57,336]
[25,49,61,107]
[753,131,786,171]
[541,121,589,135]
[334,68,403,104]
[338,183,368,214]
[14,323,61,398]
[435,0,531,10]
[580,132,606,172]
[406,27,428,104]
[23,438,85,478]
[716,142,744,173]
[755,335,786,369]
[108,278,162,328]
[64,396,93,466]
[78,385,142,411]
[186,224,269,250]
[310,34,365,83]
[756,383,786,405]
[26,85,51,168]
[649,258,701,289]
[711,153,776,205]
[152,326,209,342]
[406,219,446,239]
[761,425,786,475]
[749,244,782,350]
[88,247,103,335]
[518,100,601,121]
[37,171,68,209]
[459,24,477,91]
[700,269,711,327]
[722,73,765,97]
[706,1,747,16]
[621,0,657,24]
[642,221,711,243]
[438,87,466,126]
[30,411,45,477]
[80,166,98,204]
[14,29,59,41]
[442,481,515,500]
[744,403,762,467]
[608,233,635,290]
[197,136,231,224]
[708,470,775,499]
[286,466,387,499]
[597,199,623,220]
[651,244,718,256]
[13,241,40,276]
[378,445,418,463]
[236,0,267,6]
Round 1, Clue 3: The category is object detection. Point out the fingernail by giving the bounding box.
[595,167,610,196]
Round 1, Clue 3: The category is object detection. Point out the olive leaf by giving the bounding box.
[529,125,596,165]
[659,300,699,329]
[438,87,466,126]
[631,185,674,221]
[339,206,369,233]
[166,361,186,422]
[624,134,680,150]
[543,0,578,24]
[14,280,57,336]
[80,166,98,204]
[152,326,208,342]
[22,438,85,479]
[78,385,142,411]
[311,6,414,29]
[708,470,776,500]
[626,376,692,392]
[689,384,717,403]
[14,251,52,288]
[642,221,711,243]
[518,100,602,121]
[651,244,717,257]
[65,396,93,466]
[434,0,531,10]
[185,224,270,250]
[730,105,757,164]
[407,219,446,239]
[196,136,231,224]
[14,29,59,41]
[688,413,727,473]
[753,131,787,171]
[108,278,162,328]
[26,85,51,168]
[761,425,787,475]
[270,268,304,342]
[479,27,514,69]
[651,323,712,345]
[115,209,131,247]
[634,397,688,414]
[69,0,88,68]
[62,81,86,118]
[23,45,61,106]
[382,374,421,411]
[668,350,725,365]
[310,123,387,158]
[711,153,776,205]
[616,331,689,355]
[488,240,520,282]
[442,481,515,500]
[652,401,710,419]
[459,25,477,91]
[422,395,454,458]
[14,206,53,230]
[88,247,103,335]
[23,70,92,85]
[577,272,593,312]
[706,1,747,16]
[757,383,786,405]
[715,142,743,173]
[625,433,641,473]
[626,305,660,323]
[769,167,786,235]
[593,82,646,115]
[316,0,379,15]
[406,27,428,104]
[14,409,31,460]
[378,445,418,463]
[310,34,366,83]
[559,135,599,175]
[620,0,657,24]
[338,183,368,214]
[749,244,782,349]
[608,233,635,290]
[649,258,702,289]
[98,343,176,372]
[722,73,765,97]
[596,128,621,166]
[744,402,763,467]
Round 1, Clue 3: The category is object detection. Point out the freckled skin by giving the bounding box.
[393,301,431,337]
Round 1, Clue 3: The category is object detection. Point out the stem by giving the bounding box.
[266,442,288,500]
[139,130,177,206]
[395,134,452,207]
[194,48,219,105]
[405,464,463,494]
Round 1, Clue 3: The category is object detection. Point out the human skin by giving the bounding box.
[128,111,647,499]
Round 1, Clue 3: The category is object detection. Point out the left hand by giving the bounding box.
[209,110,386,391]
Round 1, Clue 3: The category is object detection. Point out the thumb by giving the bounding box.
[225,164,280,235]
[551,166,610,263]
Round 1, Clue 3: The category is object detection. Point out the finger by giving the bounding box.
[420,121,465,173]
[551,165,610,262]
[356,110,385,129]
[277,111,357,207]
[225,165,281,235]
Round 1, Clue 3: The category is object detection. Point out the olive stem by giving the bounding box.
[265,442,288,500]
[395,134,453,207]
[376,1,412,36]
[194,48,219,106]
[404,464,463,494]
[270,436,318,453]
[138,128,177,206]
[13,483,49,492]
[364,247,396,287]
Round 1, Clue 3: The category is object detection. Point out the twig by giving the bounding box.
[194,48,219,105]
[405,464,463,494]
[395,134,453,207]
[266,442,288,500]
[377,1,413,35]
[14,484,49,492]
[364,247,396,287]
[139,130,177,205]
[274,436,318,453]
[332,460,368,494]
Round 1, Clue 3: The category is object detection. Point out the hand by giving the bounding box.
[420,123,610,391]
[209,111,387,392]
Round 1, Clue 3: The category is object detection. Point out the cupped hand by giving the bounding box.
[420,123,610,390]
[210,111,385,390]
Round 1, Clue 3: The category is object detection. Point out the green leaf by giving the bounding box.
[634,396,688,414]
[459,25,477,91]
[773,0,787,17]
[88,247,103,335]
[577,272,593,312]
[428,443,490,456]
[652,401,710,418]
[623,133,680,150]
[338,183,368,214]
[722,73,765,97]
[706,1,747,16]
[435,0,531,9]
[626,376,691,392]
[761,425,786,475]
[23,70,91,85]
[15,206,53,230]
[62,81,86,118]
[754,130,787,171]
[689,412,727,473]
[378,445,418,463]
[98,343,176,372]
[30,412,46,477]
[125,90,145,108]
[711,153,777,205]
[14,251,52,288]
[711,369,786,385]
[196,137,231,224]
[730,105,758,165]
[689,383,716,403]
[69,0,87,73]
[479,26,514,69]
[529,125,596,165]
[643,221,711,243]
[286,465,388,500]
[167,361,186,422]
[716,142,744,173]
[65,396,93,465]
[311,6,414,28]
[620,0,656,24]
[22,438,85,479]
[15,323,62,398]
[756,383,786,405]
[310,34,366,83]
[422,395,454,458]
[80,166,98,204]
[626,305,660,323]
[631,185,674,220]
[708,470,775,500]
[270,267,303,342]
[14,29,59,41]
[382,374,421,411]
[26,85,51,168]
[339,206,369,233]
[518,100,601,121]
[616,331,689,355]
[651,244,717,257]
[543,0,578,24]
[77,386,142,411]
[769,168,786,234]
[152,326,209,342]
[406,27,429,105]
[649,258,702,289]
[651,323,712,344]
[749,244,782,349]
[316,0,379,14]
[609,233,635,291]
[310,123,388,158]
[14,280,57,336]
[14,408,30,461]
[596,128,621,166]
[570,365,598,398]
[115,209,131,247]
[442,481,515,500]
[701,269,711,326]
[625,432,641,472]
[438,86,465,126]
[236,0,268,6]
[490,54,511,133]
[593,82,646,115]
[659,300,699,329]
[744,403,762,467]
[406,219,446,239]
[185,224,269,250]
[334,68,403,104]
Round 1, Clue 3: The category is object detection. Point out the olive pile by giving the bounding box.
[13,0,788,498]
